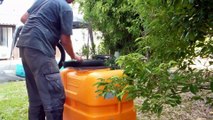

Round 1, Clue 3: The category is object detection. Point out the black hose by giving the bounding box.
[57,43,65,69]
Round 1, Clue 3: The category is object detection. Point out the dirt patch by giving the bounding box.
[135,92,213,120]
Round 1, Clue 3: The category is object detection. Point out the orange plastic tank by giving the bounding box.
[60,64,136,120]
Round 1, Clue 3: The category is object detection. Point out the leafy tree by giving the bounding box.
[77,0,213,115]
[81,44,90,59]
[77,0,143,54]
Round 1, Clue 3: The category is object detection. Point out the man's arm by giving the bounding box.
[20,12,29,24]
[60,34,82,61]
[20,0,43,24]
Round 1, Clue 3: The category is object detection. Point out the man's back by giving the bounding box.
[17,0,73,57]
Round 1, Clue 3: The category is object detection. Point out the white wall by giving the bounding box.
[0,0,34,25]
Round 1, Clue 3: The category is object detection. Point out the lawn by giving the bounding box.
[0,81,28,120]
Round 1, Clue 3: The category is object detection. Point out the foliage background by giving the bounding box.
[77,0,213,115]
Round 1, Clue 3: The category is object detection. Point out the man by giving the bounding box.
[16,0,82,119]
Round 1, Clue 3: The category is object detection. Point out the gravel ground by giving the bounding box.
[135,92,213,120]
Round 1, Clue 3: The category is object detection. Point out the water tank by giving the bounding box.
[61,60,136,120]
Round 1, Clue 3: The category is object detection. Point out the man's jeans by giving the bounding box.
[20,47,65,120]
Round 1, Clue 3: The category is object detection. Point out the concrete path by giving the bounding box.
[0,59,25,83]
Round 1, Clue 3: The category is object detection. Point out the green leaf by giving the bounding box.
[181,86,189,92]
[196,42,204,47]
[189,84,198,94]
[210,82,213,92]
[168,60,177,66]
[116,91,125,101]
[191,96,204,101]
[153,104,163,115]
[201,47,208,53]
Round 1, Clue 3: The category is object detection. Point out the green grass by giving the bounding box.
[0,81,28,120]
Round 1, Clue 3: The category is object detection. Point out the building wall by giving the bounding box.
[0,25,15,59]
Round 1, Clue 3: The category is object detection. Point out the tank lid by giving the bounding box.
[63,60,107,68]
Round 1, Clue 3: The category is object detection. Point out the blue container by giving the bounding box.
[16,64,25,78]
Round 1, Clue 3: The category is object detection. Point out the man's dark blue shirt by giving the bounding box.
[17,0,73,57]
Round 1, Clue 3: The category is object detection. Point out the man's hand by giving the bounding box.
[73,54,83,62]
[60,34,83,62]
